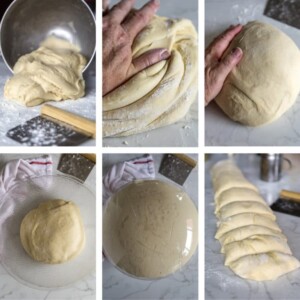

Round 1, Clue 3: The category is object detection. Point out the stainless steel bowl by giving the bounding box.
[0,0,96,73]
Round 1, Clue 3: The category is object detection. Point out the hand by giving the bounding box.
[102,0,170,96]
[205,24,243,106]
[103,0,109,13]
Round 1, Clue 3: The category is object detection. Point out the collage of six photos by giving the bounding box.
[0,0,300,300]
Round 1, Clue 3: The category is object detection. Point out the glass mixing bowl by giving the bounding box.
[103,179,198,280]
[0,174,95,289]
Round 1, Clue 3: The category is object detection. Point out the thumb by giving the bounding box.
[216,47,243,80]
[129,48,170,77]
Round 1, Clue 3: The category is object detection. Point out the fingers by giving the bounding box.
[129,48,170,76]
[103,0,110,12]
[215,47,243,79]
[110,0,136,22]
[123,0,160,42]
[208,24,243,61]
[205,47,243,105]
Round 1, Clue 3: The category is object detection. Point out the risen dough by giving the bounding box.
[103,180,198,279]
[20,199,85,264]
[215,21,300,126]
[103,15,198,137]
[4,36,87,107]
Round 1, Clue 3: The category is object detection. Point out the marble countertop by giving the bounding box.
[205,154,300,300]
[103,153,198,300]
[0,56,96,147]
[0,154,96,300]
[103,0,198,148]
[205,0,300,146]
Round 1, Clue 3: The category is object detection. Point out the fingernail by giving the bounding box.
[161,50,170,59]
[231,47,243,58]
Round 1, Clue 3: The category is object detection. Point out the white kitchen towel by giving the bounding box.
[0,155,53,257]
[103,154,155,204]
[0,155,53,203]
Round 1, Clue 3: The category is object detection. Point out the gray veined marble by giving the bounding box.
[205,154,300,300]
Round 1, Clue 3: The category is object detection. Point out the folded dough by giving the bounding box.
[211,160,258,199]
[223,235,292,265]
[219,225,287,247]
[229,252,300,281]
[211,159,300,281]
[4,36,87,107]
[103,15,198,137]
[214,187,266,213]
[215,213,281,239]
[217,201,275,221]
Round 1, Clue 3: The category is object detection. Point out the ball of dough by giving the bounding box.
[215,21,300,126]
[103,180,198,279]
[103,15,198,137]
[20,199,85,264]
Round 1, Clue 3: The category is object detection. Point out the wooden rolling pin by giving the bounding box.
[41,105,96,138]
[280,190,300,203]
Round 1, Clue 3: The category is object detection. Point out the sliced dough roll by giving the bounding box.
[215,187,266,213]
[228,251,300,281]
[223,235,292,265]
[219,225,287,246]
[215,213,281,239]
[217,201,275,221]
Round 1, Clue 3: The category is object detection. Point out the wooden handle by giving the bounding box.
[81,154,96,163]
[174,154,197,168]
[280,190,300,203]
[41,105,96,139]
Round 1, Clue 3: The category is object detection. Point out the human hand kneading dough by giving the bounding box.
[102,0,170,96]
[205,24,243,106]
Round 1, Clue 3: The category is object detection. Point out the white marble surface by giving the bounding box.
[0,154,96,300]
[205,154,300,300]
[103,0,198,148]
[205,0,300,146]
[0,55,96,147]
[103,153,198,300]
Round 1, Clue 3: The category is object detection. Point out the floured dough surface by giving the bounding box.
[215,21,300,126]
[20,199,85,264]
[103,180,198,279]
[211,159,300,281]
[103,15,198,137]
[4,36,87,107]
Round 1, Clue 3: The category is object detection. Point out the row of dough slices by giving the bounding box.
[210,159,300,281]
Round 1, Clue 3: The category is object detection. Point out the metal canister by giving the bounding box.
[260,154,282,182]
